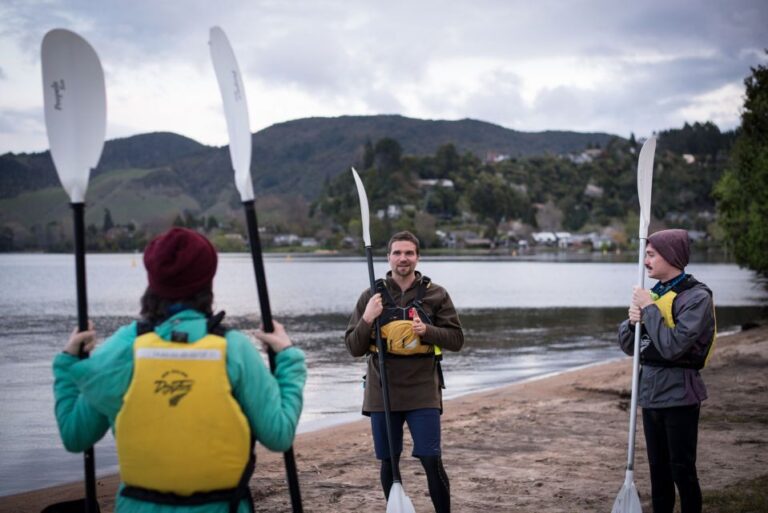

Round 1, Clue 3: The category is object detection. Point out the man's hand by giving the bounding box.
[362,293,383,324]
[628,304,642,324]
[412,309,427,336]
[631,286,654,309]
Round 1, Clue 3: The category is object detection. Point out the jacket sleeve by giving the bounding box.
[423,288,464,352]
[344,289,374,357]
[227,332,306,452]
[617,319,636,356]
[641,288,715,361]
[52,353,111,453]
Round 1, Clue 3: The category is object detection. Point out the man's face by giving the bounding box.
[388,240,419,278]
[645,243,679,281]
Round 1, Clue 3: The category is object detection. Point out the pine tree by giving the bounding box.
[715,53,768,275]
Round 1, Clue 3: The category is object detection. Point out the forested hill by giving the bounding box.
[1,115,615,201]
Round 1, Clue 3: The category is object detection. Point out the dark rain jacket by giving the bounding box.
[617,277,715,408]
[345,271,464,413]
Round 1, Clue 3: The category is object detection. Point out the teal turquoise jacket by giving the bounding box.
[52,309,307,513]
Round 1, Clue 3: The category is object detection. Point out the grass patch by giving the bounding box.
[703,474,768,512]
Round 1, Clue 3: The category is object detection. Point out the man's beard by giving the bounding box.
[393,264,413,277]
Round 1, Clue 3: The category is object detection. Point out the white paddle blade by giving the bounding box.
[209,26,254,202]
[386,483,416,513]
[611,479,642,513]
[41,29,106,203]
[636,136,657,239]
[351,167,372,247]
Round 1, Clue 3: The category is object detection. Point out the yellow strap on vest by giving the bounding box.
[653,290,678,328]
[115,332,251,496]
[370,319,442,356]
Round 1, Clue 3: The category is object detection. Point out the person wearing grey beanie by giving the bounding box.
[617,228,716,513]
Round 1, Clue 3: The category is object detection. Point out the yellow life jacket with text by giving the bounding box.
[369,276,443,358]
[115,329,252,499]
[642,275,717,369]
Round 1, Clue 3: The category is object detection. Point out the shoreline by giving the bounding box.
[2,325,766,512]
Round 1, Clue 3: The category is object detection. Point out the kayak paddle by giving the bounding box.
[208,26,303,513]
[611,135,656,513]
[351,167,416,513]
[41,28,107,513]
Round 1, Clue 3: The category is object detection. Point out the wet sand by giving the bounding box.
[3,325,767,512]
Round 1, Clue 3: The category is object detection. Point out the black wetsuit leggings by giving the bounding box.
[381,455,450,513]
[642,404,702,513]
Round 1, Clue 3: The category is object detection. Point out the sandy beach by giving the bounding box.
[3,324,766,513]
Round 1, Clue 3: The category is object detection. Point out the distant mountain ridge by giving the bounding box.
[1,115,616,201]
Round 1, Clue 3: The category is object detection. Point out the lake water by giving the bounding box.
[0,253,765,496]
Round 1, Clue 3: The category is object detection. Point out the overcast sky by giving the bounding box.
[1,0,766,154]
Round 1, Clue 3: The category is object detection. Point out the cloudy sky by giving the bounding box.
[1,0,766,154]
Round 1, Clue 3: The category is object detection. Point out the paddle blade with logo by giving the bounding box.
[209,26,254,202]
[41,29,106,204]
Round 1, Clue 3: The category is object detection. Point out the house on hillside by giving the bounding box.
[532,232,557,245]
[417,179,455,188]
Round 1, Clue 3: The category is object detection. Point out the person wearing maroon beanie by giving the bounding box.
[143,227,218,300]
[53,227,307,513]
[617,229,716,513]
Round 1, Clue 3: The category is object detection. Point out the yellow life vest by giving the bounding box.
[115,331,251,496]
[371,319,443,357]
[644,276,717,369]
[368,276,442,357]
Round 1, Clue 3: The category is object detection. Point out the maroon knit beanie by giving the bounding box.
[647,229,690,271]
[143,227,218,300]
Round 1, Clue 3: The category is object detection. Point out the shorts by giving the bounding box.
[370,408,441,459]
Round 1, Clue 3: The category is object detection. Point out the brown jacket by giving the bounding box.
[345,271,464,413]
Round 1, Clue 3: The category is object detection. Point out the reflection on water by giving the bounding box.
[0,253,766,496]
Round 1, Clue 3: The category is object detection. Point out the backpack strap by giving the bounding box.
[415,275,431,303]
[136,320,154,336]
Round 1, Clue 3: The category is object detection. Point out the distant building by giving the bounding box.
[532,232,557,245]
[485,151,511,163]
[463,237,493,249]
[273,234,301,246]
[567,148,604,165]
[555,232,572,248]
[417,179,455,188]
[301,237,319,248]
[376,204,402,220]
[584,183,604,198]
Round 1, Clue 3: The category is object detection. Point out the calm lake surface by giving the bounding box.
[0,253,765,496]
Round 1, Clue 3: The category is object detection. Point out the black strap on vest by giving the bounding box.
[375,276,433,325]
[136,311,228,340]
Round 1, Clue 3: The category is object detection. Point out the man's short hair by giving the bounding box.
[387,231,421,255]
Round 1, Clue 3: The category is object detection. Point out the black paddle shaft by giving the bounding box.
[242,200,303,513]
[365,246,402,484]
[71,202,100,513]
